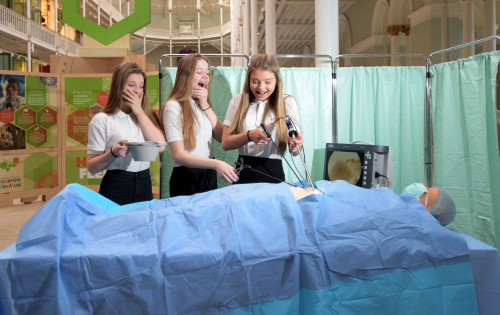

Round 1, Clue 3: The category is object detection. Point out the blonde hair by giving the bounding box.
[103,62,162,130]
[227,54,288,153]
[162,54,211,150]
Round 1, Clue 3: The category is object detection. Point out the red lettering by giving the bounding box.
[76,156,87,167]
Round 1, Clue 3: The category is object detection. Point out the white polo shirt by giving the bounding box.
[87,110,150,172]
[223,94,300,159]
[162,99,214,167]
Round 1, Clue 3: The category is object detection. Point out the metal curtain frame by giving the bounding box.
[158,53,251,112]
[333,53,432,187]
[428,35,500,188]
[429,35,500,61]
[258,54,336,143]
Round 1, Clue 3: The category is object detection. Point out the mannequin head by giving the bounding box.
[403,183,456,226]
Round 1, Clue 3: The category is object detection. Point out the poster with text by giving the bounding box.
[0,152,58,193]
[0,74,58,150]
[65,76,111,147]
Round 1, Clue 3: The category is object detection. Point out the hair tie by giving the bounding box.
[110,148,119,158]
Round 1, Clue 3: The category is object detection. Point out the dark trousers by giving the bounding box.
[170,166,217,197]
[99,169,153,205]
[235,155,284,184]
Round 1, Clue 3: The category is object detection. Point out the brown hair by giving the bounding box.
[103,62,162,130]
[162,53,211,150]
[227,54,288,153]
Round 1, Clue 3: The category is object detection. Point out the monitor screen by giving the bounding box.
[324,143,389,189]
[323,143,378,188]
[325,150,364,186]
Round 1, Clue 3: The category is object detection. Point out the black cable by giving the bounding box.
[235,159,300,188]
[286,115,308,167]
[375,172,391,187]
[259,120,307,187]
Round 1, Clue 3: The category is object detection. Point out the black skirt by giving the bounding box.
[235,155,284,184]
[99,169,153,205]
[170,166,217,197]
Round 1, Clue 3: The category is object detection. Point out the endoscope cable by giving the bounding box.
[259,119,309,189]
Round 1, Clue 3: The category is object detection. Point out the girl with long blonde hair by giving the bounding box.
[162,54,238,197]
[87,62,166,205]
[222,54,303,184]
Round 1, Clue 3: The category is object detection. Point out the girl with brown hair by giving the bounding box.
[222,54,303,184]
[162,54,238,197]
[87,62,166,205]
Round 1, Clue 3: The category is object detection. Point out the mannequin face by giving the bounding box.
[191,59,210,91]
[419,184,440,211]
[249,70,276,102]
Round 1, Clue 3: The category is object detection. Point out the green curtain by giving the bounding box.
[431,51,500,248]
[280,67,333,184]
[336,66,428,193]
[159,67,334,195]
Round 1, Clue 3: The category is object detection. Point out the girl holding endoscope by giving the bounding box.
[222,54,303,184]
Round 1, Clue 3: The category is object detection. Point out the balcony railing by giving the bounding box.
[0,4,82,56]
[136,22,232,41]
[0,3,231,57]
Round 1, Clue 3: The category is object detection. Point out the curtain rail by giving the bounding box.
[429,35,500,59]
[157,36,498,189]
[268,54,335,145]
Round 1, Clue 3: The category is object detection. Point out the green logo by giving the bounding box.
[62,0,151,45]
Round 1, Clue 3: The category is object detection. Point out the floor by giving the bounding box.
[0,197,46,251]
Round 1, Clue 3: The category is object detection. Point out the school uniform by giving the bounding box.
[163,99,217,197]
[223,94,300,184]
[87,110,153,205]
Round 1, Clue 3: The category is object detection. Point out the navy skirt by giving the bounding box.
[235,155,284,184]
[99,169,153,205]
[170,166,217,197]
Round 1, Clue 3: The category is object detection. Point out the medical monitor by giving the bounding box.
[324,143,390,188]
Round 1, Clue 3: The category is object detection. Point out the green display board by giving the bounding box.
[0,152,58,193]
[65,76,111,147]
[0,74,58,150]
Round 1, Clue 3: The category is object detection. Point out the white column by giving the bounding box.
[55,0,58,33]
[387,25,400,66]
[197,0,201,52]
[462,0,474,57]
[231,0,242,65]
[169,4,173,66]
[98,0,101,26]
[220,0,224,65]
[265,0,276,54]
[242,0,250,55]
[483,0,496,51]
[441,3,449,62]
[143,28,146,55]
[315,0,338,66]
[390,36,399,66]
[250,0,258,55]
[27,0,31,72]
